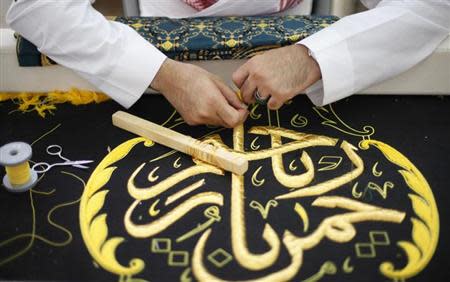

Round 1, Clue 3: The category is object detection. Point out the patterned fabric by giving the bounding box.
[15,15,338,67]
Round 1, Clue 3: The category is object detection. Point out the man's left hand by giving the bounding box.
[232,45,322,110]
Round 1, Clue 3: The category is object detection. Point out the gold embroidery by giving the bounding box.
[360,140,439,280]
[250,200,278,219]
[80,138,150,277]
[372,162,383,177]
[251,166,265,187]
[367,181,395,199]
[318,156,343,171]
[294,203,309,233]
[148,199,161,217]
[128,161,223,200]
[290,114,308,128]
[302,261,337,282]
[250,137,261,151]
[173,157,182,169]
[125,192,223,238]
[277,141,364,199]
[176,206,221,243]
[165,179,205,206]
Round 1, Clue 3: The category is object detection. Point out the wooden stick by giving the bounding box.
[112,111,248,175]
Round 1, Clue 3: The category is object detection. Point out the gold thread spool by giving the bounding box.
[0,142,38,193]
[5,162,32,185]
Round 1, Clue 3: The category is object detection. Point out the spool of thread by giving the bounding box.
[0,142,38,193]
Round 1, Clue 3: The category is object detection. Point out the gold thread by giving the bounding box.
[176,206,221,243]
[165,179,205,206]
[5,162,31,186]
[276,141,364,199]
[125,192,223,238]
[147,167,160,182]
[251,166,265,187]
[294,203,309,233]
[249,200,278,219]
[148,199,161,217]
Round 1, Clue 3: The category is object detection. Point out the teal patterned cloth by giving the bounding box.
[16,15,338,67]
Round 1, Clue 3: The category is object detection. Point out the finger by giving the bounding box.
[215,98,242,128]
[267,96,284,110]
[232,64,249,89]
[240,76,258,105]
[215,79,248,110]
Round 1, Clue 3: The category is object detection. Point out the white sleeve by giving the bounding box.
[6,0,167,108]
[298,0,450,106]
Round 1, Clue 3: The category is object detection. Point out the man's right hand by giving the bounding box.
[151,59,248,128]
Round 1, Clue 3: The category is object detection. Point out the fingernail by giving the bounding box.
[240,103,248,109]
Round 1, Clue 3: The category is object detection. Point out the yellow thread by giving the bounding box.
[251,166,265,187]
[176,206,221,243]
[271,135,315,189]
[277,141,364,200]
[289,159,298,171]
[352,182,363,199]
[0,191,36,267]
[125,192,223,238]
[342,256,354,273]
[267,107,272,126]
[165,179,205,206]
[294,203,309,233]
[249,200,278,219]
[291,114,308,128]
[236,90,243,102]
[193,229,303,282]
[173,157,182,169]
[318,156,343,171]
[0,89,110,118]
[360,140,439,280]
[313,105,375,138]
[80,138,148,277]
[367,181,395,199]
[0,170,82,266]
[148,167,160,182]
[302,261,337,282]
[250,137,261,151]
[148,199,161,217]
[276,110,281,128]
[31,123,61,146]
[180,268,192,282]
[5,162,31,186]
[250,104,262,120]
[372,162,383,177]
[128,162,223,201]
[231,125,281,271]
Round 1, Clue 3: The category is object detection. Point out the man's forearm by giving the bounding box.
[7,0,167,108]
[298,0,450,106]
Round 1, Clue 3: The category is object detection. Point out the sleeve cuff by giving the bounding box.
[98,23,167,108]
[297,26,355,106]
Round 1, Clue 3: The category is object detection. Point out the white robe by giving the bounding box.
[6,0,450,108]
[139,0,313,18]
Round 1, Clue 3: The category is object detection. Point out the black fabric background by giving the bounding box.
[0,95,449,282]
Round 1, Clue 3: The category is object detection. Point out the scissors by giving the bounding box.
[32,145,94,174]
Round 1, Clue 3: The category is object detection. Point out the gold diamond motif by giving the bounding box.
[207,248,233,268]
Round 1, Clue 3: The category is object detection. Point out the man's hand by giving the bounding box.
[151,59,248,128]
[232,45,321,110]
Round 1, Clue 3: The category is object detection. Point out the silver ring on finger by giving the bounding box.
[254,89,270,105]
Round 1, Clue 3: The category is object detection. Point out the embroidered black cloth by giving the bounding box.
[15,15,338,67]
[0,95,449,281]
